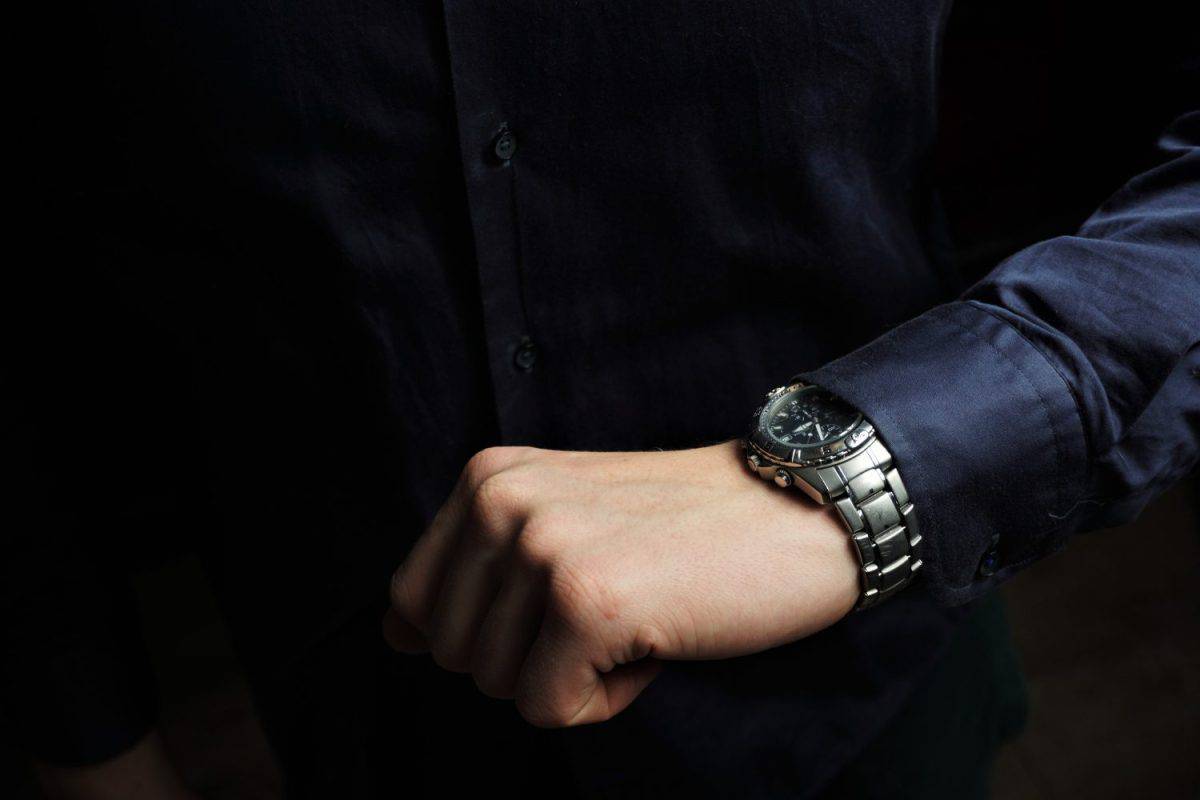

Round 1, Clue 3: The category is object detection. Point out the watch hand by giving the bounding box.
[815,423,825,439]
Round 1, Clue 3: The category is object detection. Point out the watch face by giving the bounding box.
[765,385,862,447]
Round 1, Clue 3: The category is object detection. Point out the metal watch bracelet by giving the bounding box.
[816,438,923,610]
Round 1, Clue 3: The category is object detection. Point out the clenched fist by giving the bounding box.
[384,439,859,727]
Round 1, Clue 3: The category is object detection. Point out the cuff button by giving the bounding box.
[978,549,998,578]
[977,533,1001,578]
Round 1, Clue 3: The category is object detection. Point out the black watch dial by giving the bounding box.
[765,385,862,447]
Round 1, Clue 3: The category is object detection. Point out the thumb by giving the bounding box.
[516,618,665,727]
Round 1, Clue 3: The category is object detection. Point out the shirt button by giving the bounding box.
[513,336,538,372]
[492,128,518,162]
[977,533,1001,578]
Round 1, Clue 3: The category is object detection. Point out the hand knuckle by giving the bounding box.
[465,475,524,544]
[463,446,505,482]
[513,515,562,565]
[474,471,525,512]
[463,445,536,489]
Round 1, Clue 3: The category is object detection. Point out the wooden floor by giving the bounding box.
[3,480,1197,799]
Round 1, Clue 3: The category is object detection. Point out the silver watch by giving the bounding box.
[743,381,923,610]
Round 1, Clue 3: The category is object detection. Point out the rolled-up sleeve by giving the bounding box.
[796,110,1200,606]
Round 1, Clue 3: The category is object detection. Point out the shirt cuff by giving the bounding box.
[792,300,1089,606]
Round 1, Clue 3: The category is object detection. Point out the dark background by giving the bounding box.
[5,0,1197,796]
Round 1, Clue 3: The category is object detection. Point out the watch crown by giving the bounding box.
[773,469,793,488]
[746,452,762,471]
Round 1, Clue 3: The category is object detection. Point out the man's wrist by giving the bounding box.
[744,382,924,610]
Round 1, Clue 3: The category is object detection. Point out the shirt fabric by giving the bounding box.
[5,0,1198,794]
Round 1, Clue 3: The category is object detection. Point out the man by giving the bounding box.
[5,0,1197,797]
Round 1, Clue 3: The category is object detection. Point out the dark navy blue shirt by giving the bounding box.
[5,0,1198,794]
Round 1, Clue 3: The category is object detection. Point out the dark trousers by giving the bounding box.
[249,594,1027,799]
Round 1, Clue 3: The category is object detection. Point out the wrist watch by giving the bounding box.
[743,381,923,610]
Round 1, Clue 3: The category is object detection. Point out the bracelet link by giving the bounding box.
[832,440,922,611]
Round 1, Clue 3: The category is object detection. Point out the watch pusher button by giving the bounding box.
[774,469,793,488]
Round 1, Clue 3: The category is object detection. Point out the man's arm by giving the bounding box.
[386,107,1198,727]
[797,108,1200,605]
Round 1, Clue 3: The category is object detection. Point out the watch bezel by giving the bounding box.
[746,382,876,468]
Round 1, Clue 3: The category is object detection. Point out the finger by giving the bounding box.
[470,561,549,698]
[382,607,428,653]
[389,476,472,633]
[426,500,525,671]
[514,619,663,728]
